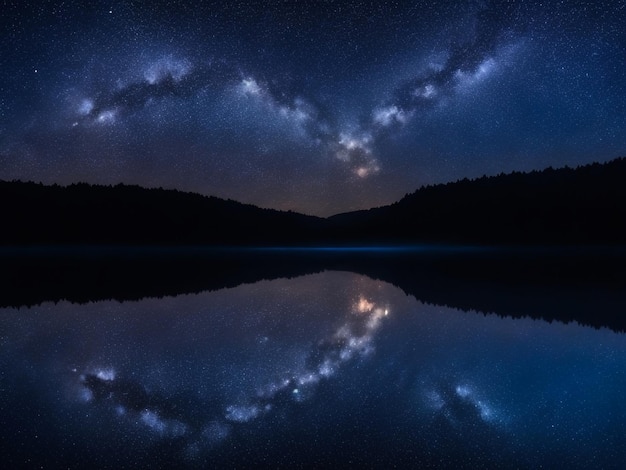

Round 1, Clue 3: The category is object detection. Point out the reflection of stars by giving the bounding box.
[414,84,437,99]
[455,58,497,90]
[78,366,189,438]
[223,294,391,426]
[225,404,262,423]
[422,381,504,428]
[73,287,393,457]
[356,296,375,313]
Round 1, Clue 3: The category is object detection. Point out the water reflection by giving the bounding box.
[1,271,625,468]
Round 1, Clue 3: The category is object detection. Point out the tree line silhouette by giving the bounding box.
[0,182,322,245]
[2,248,625,331]
[1,157,626,245]
[327,157,626,245]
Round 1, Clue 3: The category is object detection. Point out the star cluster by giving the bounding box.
[1,1,625,214]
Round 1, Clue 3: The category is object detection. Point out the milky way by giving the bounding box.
[75,292,391,456]
[1,1,625,214]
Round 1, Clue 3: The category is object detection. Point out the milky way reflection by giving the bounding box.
[1,272,625,468]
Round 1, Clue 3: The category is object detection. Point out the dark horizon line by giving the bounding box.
[3,155,624,219]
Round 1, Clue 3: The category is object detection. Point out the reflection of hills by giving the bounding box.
[2,157,626,245]
[2,248,626,332]
[3,158,626,329]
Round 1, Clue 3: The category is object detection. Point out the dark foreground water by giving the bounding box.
[1,269,626,468]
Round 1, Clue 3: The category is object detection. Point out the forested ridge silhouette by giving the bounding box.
[0,181,322,245]
[327,157,626,244]
[1,157,625,245]
[3,158,626,329]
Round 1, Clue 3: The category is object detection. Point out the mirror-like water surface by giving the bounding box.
[1,271,625,468]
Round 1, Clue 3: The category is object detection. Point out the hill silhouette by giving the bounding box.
[1,157,626,245]
[0,182,322,245]
[3,158,626,330]
[327,157,626,245]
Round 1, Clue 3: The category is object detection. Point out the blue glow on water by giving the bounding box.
[248,245,493,253]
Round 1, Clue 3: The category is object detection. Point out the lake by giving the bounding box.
[1,250,626,468]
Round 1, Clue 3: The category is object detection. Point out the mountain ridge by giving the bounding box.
[326,157,626,245]
[2,157,626,245]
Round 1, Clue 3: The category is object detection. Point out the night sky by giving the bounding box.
[1,1,625,215]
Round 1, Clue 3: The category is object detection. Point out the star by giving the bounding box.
[0,0,622,215]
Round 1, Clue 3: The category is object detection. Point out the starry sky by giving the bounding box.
[2,271,626,467]
[1,1,625,215]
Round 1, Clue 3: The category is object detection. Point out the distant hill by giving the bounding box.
[0,182,322,245]
[327,157,626,245]
[2,157,626,245]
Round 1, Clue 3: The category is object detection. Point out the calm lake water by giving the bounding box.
[2,270,625,468]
